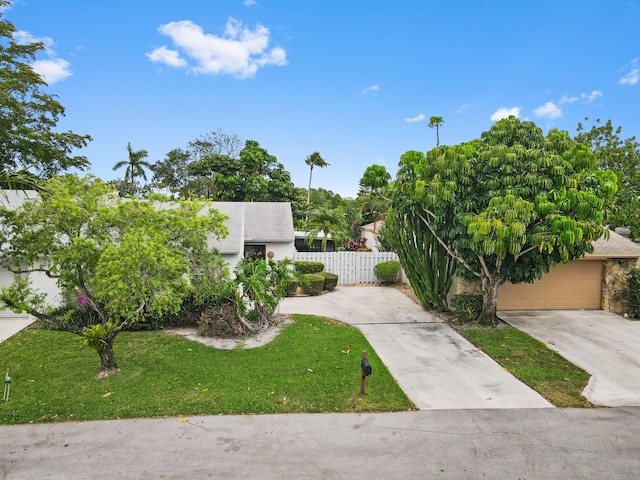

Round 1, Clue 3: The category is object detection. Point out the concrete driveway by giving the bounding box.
[279,286,552,410]
[498,310,640,407]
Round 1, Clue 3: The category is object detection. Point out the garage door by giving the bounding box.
[497,260,602,310]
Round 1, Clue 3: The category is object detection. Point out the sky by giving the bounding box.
[4,0,640,198]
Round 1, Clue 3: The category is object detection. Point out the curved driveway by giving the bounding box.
[279,286,552,410]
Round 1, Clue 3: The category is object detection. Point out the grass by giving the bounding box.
[458,325,592,407]
[0,314,415,425]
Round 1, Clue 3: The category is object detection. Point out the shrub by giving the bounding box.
[317,271,339,291]
[450,294,483,324]
[295,261,324,274]
[373,260,401,284]
[624,267,640,318]
[301,273,324,295]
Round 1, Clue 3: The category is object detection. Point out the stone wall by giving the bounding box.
[602,258,640,315]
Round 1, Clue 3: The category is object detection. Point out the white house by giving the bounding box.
[207,202,295,265]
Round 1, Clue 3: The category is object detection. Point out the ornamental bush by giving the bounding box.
[373,260,401,284]
[317,271,339,291]
[295,261,324,274]
[450,294,483,324]
[301,273,324,295]
[624,267,640,319]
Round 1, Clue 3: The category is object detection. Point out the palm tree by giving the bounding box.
[304,152,329,207]
[305,207,349,252]
[428,116,445,147]
[112,142,151,194]
[0,168,42,193]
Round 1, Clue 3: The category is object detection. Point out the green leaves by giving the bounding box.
[390,117,617,322]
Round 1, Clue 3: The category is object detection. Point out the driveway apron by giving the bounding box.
[499,310,640,407]
[279,286,552,409]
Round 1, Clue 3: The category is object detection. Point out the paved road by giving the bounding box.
[500,310,640,407]
[279,286,552,409]
[1,408,639,479]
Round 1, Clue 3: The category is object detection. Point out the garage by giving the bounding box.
[497,260,603,310]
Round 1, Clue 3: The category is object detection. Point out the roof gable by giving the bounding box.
[589,230,640,258]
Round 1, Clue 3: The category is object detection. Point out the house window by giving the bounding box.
[244,244,266,261]
[294,238,336,252]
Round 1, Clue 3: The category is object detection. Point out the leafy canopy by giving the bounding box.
[393,117,617,323]
[0,3,91,178]
[0,175,229,374]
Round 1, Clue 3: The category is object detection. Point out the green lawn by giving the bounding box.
[0,314,415,425]
[458,326,592,407]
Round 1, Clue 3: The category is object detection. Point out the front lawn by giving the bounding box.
[0,314,414,425]
[458,326,591,407]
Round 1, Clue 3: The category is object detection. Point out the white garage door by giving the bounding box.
[497,260,602,310]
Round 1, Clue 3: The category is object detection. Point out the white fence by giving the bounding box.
[292,251,401,285]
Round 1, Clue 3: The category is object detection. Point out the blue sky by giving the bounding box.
[5,0,640,198]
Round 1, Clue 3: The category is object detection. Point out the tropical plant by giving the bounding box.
[112,142,152,195]
[428,116,445,147]
[304,207,349,251]
[305,151,329,207]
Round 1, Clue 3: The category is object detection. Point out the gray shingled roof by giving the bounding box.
[589,229,640,258]
[205,202,294,254]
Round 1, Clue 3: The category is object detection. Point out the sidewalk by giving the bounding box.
[0,317,35,343]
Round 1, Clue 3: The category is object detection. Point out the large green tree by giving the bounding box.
[152,137,295,202]
[0,175,228,377]
[393,117,617,324]
[0,2,91,179]
[575,118,640,239]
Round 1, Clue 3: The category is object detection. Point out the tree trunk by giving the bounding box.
[478,274,502,326]
[97,340,120,379]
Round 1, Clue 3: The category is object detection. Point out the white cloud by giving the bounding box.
[490,107,520,121]
[558,94,578,104]
[405,113,425,123]
[456,103,471,114]
[534,101,562,119]
[581,90,602,103]
[13,30,71,84]
[361,84,379,94]
[148,18,287,78]
[243,0,256,5]
[31,58,72,84]
[620,58,639,85]
[146,45,187,68]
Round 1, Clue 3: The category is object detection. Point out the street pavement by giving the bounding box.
[1,408,639,479]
